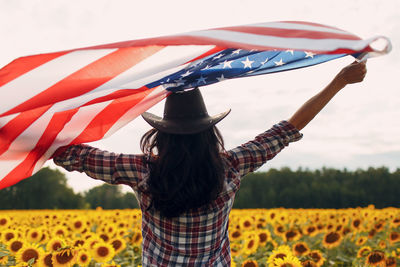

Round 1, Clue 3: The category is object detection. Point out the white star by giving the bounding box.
[305,51,315,58]
[181,70,193,77]
[216,74,227,82]
[174,78,186,86]
[196,76,207,84]
[241,57,254,68]
[232,49,241,55]
[261,58,269,65]
[201,65,211,70]
[286,49,294,55]
[213,54,224,60]
[274,58,285,66]
[222,60,233,68]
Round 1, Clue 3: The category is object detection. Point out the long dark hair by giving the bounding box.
[140,126,225,218]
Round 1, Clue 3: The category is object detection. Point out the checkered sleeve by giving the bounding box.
[53,144,148,190]
[227,120,303,178]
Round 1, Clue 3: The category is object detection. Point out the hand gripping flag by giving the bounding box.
[0,21,391,189]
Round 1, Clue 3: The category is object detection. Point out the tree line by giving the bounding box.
[0,166,399,209]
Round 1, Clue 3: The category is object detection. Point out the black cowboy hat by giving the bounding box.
[141,87,230,134]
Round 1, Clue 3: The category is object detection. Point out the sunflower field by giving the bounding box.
[0,206,400,267]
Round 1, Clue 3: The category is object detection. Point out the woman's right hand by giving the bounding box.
[334,60,367,87]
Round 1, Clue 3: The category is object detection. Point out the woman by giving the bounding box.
[53,60,366,266]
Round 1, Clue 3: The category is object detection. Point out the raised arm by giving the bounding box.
[288,61,367,130]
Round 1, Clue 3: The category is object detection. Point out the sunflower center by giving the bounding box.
[32,232,38,238]
[307,226,316,234]
[75,240,85,246]
[22,248,39,262]
[232,231,241,238]
[243,261,257,267]
[280,264,294,267]
[390,232,399,240]
[100,234,109,242]
[0,218,6,225]
[52,242,62,251]
[97,246,109,257]
[309,252,321,262]
[55,250,74,264]
[325,232,340,243]
[247,240,255,249]
[112,240,122,250]
[295,244,307,253]
[368,252,384,263]
[80,254,88,261]
[244,221,251,227]
[11,241,23,252]
[259,233,267,242]
[5,233,14,241]
[44,254,53,267]
[276,253,286,259]
[285,231,297,239]
[74,221,82,228]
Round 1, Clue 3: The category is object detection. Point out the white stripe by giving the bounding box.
[32,86,170,173]
[104,85,168,138]
[186,30,375,52]
[248,21,350,35]
[0,113,19,129]
[32,100,114,174]
[0,49,117,115]
[46,45,214,113]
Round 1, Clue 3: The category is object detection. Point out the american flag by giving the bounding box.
[0,21,391,189]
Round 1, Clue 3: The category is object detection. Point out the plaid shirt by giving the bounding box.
[54,120,302,266]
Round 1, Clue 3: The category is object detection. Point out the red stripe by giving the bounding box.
[70,87,157,144]
[1,46,164,117]
[222,26,361,41]
[0,108,78,189]
[0,52,68,87]
[0,105,51,156]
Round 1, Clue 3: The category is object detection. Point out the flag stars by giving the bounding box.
[232,49,241,55]
[286,49,294,55]
[241,57,254,68]
[216,74,227,82]
[222,60,233,68]
[181,70,193,77]
[213,54,224,60]
[274,58,285,66]
[305,51,316,58]
[196,76,207,84]
[261,58,269,65]
[201,65,211,70]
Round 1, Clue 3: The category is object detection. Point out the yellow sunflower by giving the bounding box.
[109,237,126,254]
[46,237,67,252]
[356,236,368,246]
[302,225,318,237]
[0,215,10,229]
[15,242,44,266]
[52,247,78,267]
[26,227,43,243]
[7,238,24,255]
[241,259,258,267]
[306,250,325,267]
[130,231,142,246]
[257,229,271,246]
[76,249,91,267]
[2,228,18,243]
[301,260,318,267]
[273,255,302,267]
[92,242,116,263]
[365,250,386,266]
[52,225,69,238]
[386,256,397,267]
[284,229,301,242]
[230,242,243,257]
[357,246,372,258]
[229,229,242,241]
[267,245,293,267]
[389,231,400,245]
[292,242,310,257]
[322,231,342,249]
[38,251,53,267]
[242,232,259,255]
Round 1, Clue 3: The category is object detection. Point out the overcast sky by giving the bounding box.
[1,0,398,193]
